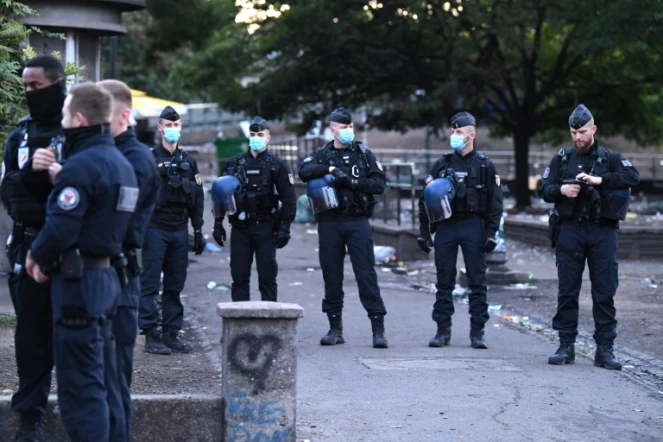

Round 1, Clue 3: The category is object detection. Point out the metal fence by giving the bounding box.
[270,137,663,224]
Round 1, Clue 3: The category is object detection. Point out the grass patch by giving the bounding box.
[0,314,17,328]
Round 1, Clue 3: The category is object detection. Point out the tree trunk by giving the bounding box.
[513,128,531,208]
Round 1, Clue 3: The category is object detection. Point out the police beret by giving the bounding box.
[249,116,269,132]
[160,106,180,122]
[450,111,476,129]
[568,104,593,129]
[329,107,352,124]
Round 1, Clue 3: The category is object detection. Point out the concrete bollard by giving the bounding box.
[217,301,304,442]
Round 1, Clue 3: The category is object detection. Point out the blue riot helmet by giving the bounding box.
[306,174,339,214]
[211,175,241,215]
[423,178,456,223]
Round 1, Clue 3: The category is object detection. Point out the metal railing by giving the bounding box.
[378,161,418,228]
[270,137,663,180]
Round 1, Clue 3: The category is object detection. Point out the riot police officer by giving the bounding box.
[418,112,503,349]
[212,117,296,302]
[24,82,138,441]
[0,54,64,441]
[298,107,388,349]
[99,79,161,437]
[139,106,204,355]
[542,104,640,370]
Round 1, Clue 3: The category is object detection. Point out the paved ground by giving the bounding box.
[184,220,663,441]
[1,200,663,440]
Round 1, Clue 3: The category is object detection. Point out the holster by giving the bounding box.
[126,248,143,279]
[548,210,560,248]
[61,248,86,281]
[111,254,129,288]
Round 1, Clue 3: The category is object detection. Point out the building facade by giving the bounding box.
[18,0,145,81]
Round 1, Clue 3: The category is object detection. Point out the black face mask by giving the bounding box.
[62,124,110,158]
[25,80,66,122]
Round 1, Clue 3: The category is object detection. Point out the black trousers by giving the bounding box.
[230,221,278,302]
[7,242,53,418]
[431,216,489,331]
[318,218,387,317]
[554,222,619,345]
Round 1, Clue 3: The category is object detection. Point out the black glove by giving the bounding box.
[417,228,433,253]
[193,230,205,255]
[274,226,291,249]
[331,167,352,187]
[481,230,497,253]
[213,219,226,247]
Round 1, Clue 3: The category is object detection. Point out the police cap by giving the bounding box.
[450,111,476,129]
[160,105,180,122]
[568,104,593,129]
[329,107,352,125]
[249,116,270,132]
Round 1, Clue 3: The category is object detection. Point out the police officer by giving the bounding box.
[139,106,204,355]
[298,107,388,349]
[99,79,161,437]
[213,117,296,301]
[542,104,640,370]
[0,54,64,441]
[418,112,503,349]
[24,82,138,441]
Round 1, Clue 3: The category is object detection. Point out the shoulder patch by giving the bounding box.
[303,156,312,163]
[375,160,383,171]
[288,173,294,185]
[195,173,202,185]
[621,159,633,167]
[543,167,550,179]
[495,175,501,186]
[116,186,139,213]
[18,147,29,170]
[57,187,80,211]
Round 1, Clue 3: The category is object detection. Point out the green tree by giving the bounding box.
[0,0,34,147]
[150,0,663,207]
[1,1,83,154]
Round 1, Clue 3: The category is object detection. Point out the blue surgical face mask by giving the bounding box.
[163,127,181,144]
[249,136,267,153]
[450,134,467,151]
[338,128,355,145]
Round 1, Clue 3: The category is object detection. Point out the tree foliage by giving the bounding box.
[148,0,663,206]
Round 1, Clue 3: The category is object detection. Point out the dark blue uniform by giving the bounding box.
[299,141,387,318]
[113,126,160,436]
[0,115,60,427]
[219,151,296,301]
[139,146,204,333]
[419,150,503,338]
[29,125,138,441]
[542,142,640,346]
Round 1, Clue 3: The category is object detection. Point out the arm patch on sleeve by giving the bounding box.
[116,186,139,213]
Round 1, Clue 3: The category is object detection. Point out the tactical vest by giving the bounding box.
[556,147,629,221]
[226,152,280,220]
[437,152,490,214]
[153,149,197,223]
[7,118,63,226]
[320,143,376,217]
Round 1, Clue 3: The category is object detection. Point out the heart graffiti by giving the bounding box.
[228,333,282,393]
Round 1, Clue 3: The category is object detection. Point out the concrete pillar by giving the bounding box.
[217,301,304,442]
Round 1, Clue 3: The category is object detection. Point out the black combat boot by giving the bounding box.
[594,345,622,370]
[370,315,388,348]
[15,413,43,442]
[320,315,344,346]
[429,326,452,347]
[470,330,488,349]
[163,329,193,353]
[548,343,575,365]
[144,328,171,355]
